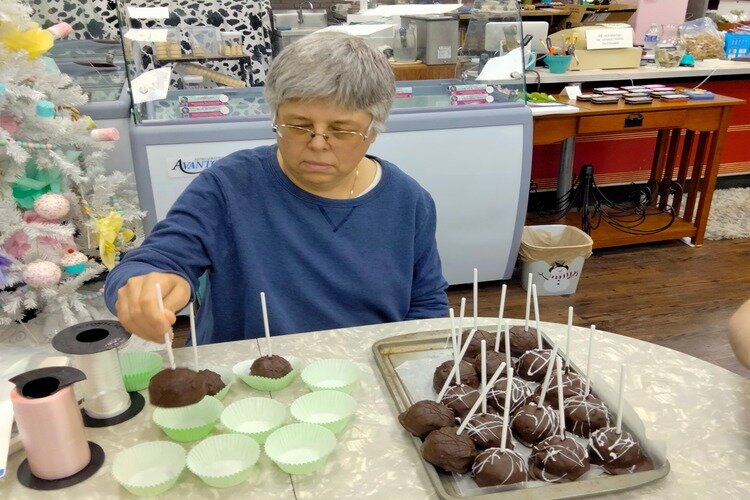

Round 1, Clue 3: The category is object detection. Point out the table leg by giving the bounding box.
[673,130,695,218]
[648,130,670,206]
[556,137,576,210]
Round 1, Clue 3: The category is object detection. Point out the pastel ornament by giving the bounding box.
[0,114,20,134]
[3,232,31,260]
[33,193,70,221]
[60,249,87,274]
[23,261,62,288]
[89,128,120,141]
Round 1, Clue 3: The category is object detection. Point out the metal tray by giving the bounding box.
[372,329,670,499]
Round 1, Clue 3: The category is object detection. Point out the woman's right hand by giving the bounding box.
[115,272,191,343]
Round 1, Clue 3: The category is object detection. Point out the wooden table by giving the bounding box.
[390,62,457,82]
[532,94,744,248]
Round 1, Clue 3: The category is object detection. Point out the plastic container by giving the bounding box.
[152,395,223,442]
[301,359,361,394]
[181,75,204,90]
[545,54,572,74]
[220,31,243,56]
[643,23,660,51]
[186,433,260,488]
[187,27,220,57]
[518,225,593,296]
[119,351,162,391]
[154,27,182,60]
[290,390,357,434]
[725,33,750,60]
[220,397,287,444]
[264,423,337,475]
[111,441,185,496]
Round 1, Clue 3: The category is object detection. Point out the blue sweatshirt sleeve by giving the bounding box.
[406,191,449,319]
[104,170,228,313]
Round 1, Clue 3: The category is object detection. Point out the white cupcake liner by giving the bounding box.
[301,359,361,393]
[264,423,337,475]
[186,433,260,488]
[220,397,287,444]
[112,441,185,496]
[290,390,357,434]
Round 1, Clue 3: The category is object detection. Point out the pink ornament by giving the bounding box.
[3,232,31,260]
[47,22,73,40]
[33,193,70,221]
[22,261,62,288]
[0,114,20,134]
[89,128,120,141]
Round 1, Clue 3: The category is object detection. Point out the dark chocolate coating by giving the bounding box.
[472,448,529,487]
[441,384,480,421]
[432,359,480,393]
[398,400,455,438]
[510,403,559,447]
[529,435,590,483]
[460,329,497,360]
[148,367,207,408]
[515,349,553,383]
[422,426,477,474]
[198,369,225,396]
[534,370,585,407]
[486,377,532,416]
[471,350,507,379]
[465,412,513,450]
[563,393,610,438]
[508,326,541,357]
[250,355,292,379]
[588,427,653,475]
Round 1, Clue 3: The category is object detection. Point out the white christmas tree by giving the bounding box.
[0,2,144,333]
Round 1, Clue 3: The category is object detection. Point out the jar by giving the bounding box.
[220,31,243,56]
[654,24,686,69]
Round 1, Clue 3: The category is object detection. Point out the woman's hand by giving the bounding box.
[729,299,750,369]
[115,272,191,343]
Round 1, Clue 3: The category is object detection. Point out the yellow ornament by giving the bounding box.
[1,23,54,60]
[81,115,96,129]
[95,211,125,270]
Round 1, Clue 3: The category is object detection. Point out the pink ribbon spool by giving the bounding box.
[9,367,91,480]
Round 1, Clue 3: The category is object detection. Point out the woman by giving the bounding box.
[104,32,449,344]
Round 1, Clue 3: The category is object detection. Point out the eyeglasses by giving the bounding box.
[272,122,371,147]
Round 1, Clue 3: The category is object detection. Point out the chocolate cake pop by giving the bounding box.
[148,367,207,408]
[250,354,292,379]
[563,393,610,437]
[422,426,477,474]
[486,377,532,416]
[461,329,496,360]
[534,369,585,407]
[472,447,529,487]
[472,350,506,378]
[510,403,559,447]
[398,400,455,438]
[198,369,225,396]
[508,326,540,357]
[464,413,513,450]
[529,435,590,483]
[433,359,480,393]
[441,384,481,421]
[515,349,553,383]
[589,427,652,475]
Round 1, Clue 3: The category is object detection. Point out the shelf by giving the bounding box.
[153,54,253,64]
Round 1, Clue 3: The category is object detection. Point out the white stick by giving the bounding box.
[500,367,514,450]
[495,284,507,352]
[188,302,199,370]
[536,343,559,407]
[565,306,574,369]
[473,268,478,330]
[86,228,91,250]
[451,309,460,385]
[437,329,478,402]
[532,284,542,349]
[503,321,511,372]
[155,283,175,370]
[524,273,533,330]
[556,356,565,439]
[444,307,455,348]
[459,296,466,340]
[260,292,272,357]
[616,364,626,434]
[481,340,487,414]
[456,361,507,435]
[584,325,595,396]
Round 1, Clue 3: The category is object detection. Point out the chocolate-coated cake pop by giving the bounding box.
[148,367,207,408]
[398,400,455,438]
[464,413,513,450]
[508,326,540,357]
[563,393,610,438]
[529,435,590,483]
[250,354,292,379]
[534,369,585,407]
[422,426,477,474]
[198,369,225,396]
[433,359,480,393]
[472,448,529,487]
[510,402,559,447]
[589,427,653,475]
[515,349,553,383]
[486,377,532,416]
[441,384,480,421]
[471,350,506,378]
[461,329,497,360]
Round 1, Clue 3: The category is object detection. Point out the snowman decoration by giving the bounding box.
[540,261,578,293]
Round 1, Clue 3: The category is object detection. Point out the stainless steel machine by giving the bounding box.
[400,14,458,65]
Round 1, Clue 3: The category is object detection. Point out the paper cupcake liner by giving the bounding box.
[290,390,357,435]
[119,351,163,392]
[232,355,302,392]
[264,423,337,475]
[112,441,185,496]
[152,395,223,442]
[186,433,260,488]
[220,397,287,444]
[301,359,361,394]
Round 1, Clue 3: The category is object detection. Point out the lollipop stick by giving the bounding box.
[473,268,478,330]
[500,367,514,451]
[260,292,272,357]
[532,284,542,349]
[503,321,511,372]
[524,273,532,330]
[155,283,175,370]
[556,356,565,439]
[495,284,507,352]
[584,325,595,396]
[459,296,466,341]
[481,340,487,414]
[437,329,478,401]
[536,343,559,407]
[565,306,573,369]
[456,361,506,435]
[188,302,199,370]
[616,364,626,434]
[452,310,461,385]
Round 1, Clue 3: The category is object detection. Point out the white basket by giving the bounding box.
[520,225,592,296]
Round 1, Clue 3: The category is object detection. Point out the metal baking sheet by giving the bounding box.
[372,328,670,499]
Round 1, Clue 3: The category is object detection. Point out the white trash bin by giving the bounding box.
[519,225,593,296]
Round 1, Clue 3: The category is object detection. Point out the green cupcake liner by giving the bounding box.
[152,395,223,442]
[119,351,163,391]
[264,423,337,475]
[186,433,260,488]
[290,390,357,435]
[112,441,185,496]
[232,356,302,392]
[220,397,287,444]
[301,359,361,394]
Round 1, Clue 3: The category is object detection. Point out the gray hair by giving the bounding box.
[264,31,395,132]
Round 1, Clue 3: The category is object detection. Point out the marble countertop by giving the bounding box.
[1,318,748,499]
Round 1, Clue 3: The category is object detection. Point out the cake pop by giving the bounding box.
[588,427,652,474]
[563,393,610,438]
[529,435,590,483]
[472,447,528,487]
[533,369,585,407]
[486,377,531,416]
[515,348,553,383]
[250,355,292,378]
[148,367,207,408]
[441,384,480,421]
[510,403,559,447]
[472,349,506,377]
[433,359,480,393]
[464,413,512,450]
[508,326,540,357]
[461,329,496,360]
[398,400,455,438]
[422,426,477,474]
[198,369,225,396]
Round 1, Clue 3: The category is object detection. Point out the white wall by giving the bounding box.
[629,0,690,43]
[716,1,750,15]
